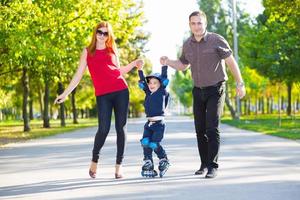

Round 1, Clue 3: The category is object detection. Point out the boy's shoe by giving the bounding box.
[195,165,207,175]
[141,159,158,178]
[205,168,218,178]
[158,158,170,178]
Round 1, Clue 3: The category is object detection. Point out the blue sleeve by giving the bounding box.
[164,91,170,108]
[161,65,169,88]
[138,70,149,92]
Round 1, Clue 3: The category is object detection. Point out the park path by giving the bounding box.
[0,116,299,200]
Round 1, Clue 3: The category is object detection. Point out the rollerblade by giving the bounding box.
[141,159,158,178]
[158,158,170,178]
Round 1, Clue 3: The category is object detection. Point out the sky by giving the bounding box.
[142,0,264,72]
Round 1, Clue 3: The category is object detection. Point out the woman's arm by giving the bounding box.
[54,49,87,104]
[112,54,140,75]
[120,60,138,75]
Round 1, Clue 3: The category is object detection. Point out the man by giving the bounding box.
[160,10,246,178]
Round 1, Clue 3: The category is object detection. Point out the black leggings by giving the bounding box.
[92,89,129,164]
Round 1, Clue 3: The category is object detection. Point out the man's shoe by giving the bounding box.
[205,168,217,178]
[195,165,207,175]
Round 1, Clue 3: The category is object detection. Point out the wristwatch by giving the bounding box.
[236,82,245,88]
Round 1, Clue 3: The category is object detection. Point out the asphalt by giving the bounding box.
[0,116,299,200]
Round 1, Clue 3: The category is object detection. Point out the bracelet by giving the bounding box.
[236,82,245,88]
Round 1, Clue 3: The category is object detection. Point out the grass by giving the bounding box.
[0,118,98,147]
[1,114,299,147]
[222,114,300,140]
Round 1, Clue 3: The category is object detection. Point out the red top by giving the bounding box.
[86,49,128,96]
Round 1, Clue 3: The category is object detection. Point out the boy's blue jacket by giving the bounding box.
[138,65,170,117]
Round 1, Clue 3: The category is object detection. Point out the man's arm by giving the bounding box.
[225,55,246,99]
[160,56,189,71]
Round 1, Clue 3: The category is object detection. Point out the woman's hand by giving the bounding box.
[135,59,144,70]
[54,94,67,104]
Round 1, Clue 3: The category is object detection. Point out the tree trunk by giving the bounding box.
[71,88,78,124]
[65,107,68,119]
[239,98,242,116]
[258,97,261,113]
[255,97,258,115]
[22,67,30,132]
[38,85,44,119]
[81,109,84,118]
[278,87,282,127]
[281,96,284,111]
[243,99,247,115]
[43,80,50,128]
[246,99,250,115]
[261,97,265,114]
[270,96,274,114]
[29,90,34,120]
[86,108,90,118]
[266,97,270,114]
[50,104,53,120]
[57,82,66,127]
[286,82,292,116]
[225,83,238,119]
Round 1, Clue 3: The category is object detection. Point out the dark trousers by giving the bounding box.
[192,83,225,169]
[92,89,129,164]
[142,121,167,161]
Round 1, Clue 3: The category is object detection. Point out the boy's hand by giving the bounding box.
[135,59,144,70]
[160,56,168,66]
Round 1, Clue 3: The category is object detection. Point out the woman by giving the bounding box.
[54,21,142,179]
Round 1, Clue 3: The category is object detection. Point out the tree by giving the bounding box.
[171,70,193,109]
[0,0,149,131]
[246,0,300,115]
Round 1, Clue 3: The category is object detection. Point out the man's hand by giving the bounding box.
[160,56,169,66]
[236,84,246,99]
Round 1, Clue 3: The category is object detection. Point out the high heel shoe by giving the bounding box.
[115,164,123,179]
[89,161,97,179]
[115,173,123,179]
[89,169,96,179]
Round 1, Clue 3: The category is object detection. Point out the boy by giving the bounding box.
[136,62,170,178]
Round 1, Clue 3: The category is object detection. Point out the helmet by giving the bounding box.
[145,73,162,83]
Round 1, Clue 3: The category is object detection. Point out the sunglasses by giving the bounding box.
[96,30,109,37]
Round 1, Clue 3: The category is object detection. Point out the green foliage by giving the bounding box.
[242,67,268,98]
[0,118,98,146]
[222,114,300,140]
[171,70,193,108]
[0,0,149,121]
[246,0,300,84]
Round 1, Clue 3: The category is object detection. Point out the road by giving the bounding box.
[0,116,299,200]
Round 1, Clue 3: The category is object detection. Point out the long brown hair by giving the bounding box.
[87,21,117,55]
